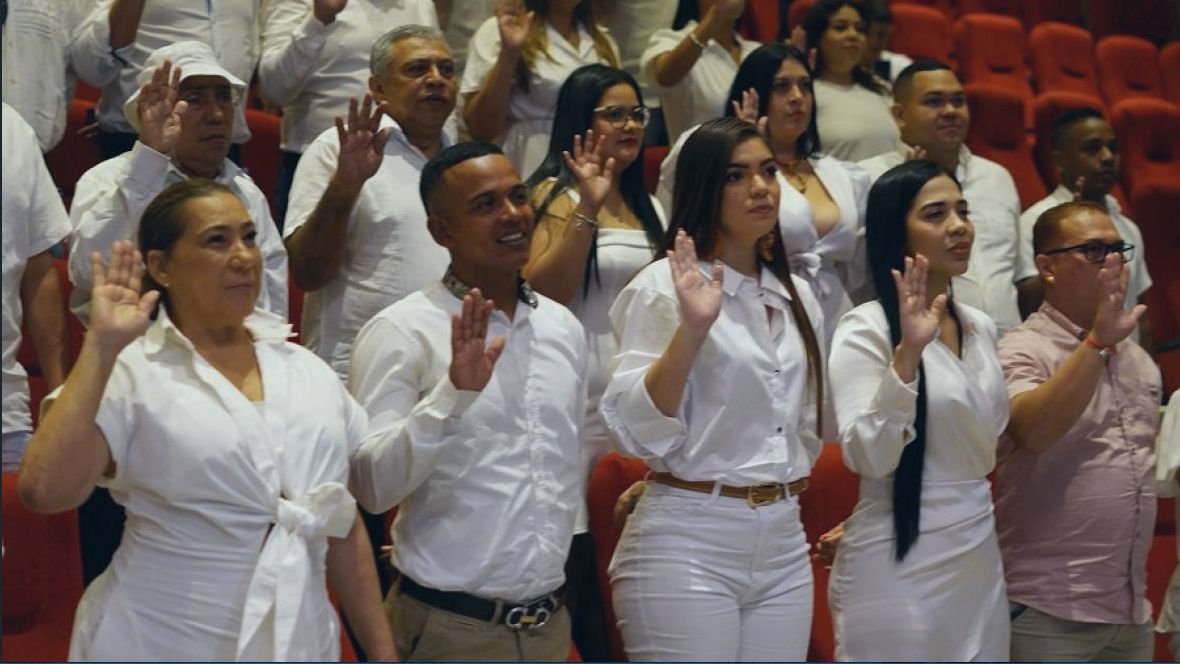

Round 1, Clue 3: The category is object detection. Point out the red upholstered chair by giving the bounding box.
[1109,97,1180,201]
[240,109,283,220]
[643,144,669,196]
[788,0,818,31]
[955,14,1033,128]
[891,0,954,19]
[288,268,305,335]
[45,98,102,207]
[1030,90,1107,190]
[1096,36,1163,107]
[890,4,953,63]
[1129,180,1180,374]
[955,0,1021,20]
[1089,0,1178,43]
[1020,0,1082,27]
[964,84,1047,208]
[1161,42,1180,107]
[1028,22,1100,99]
[740,0,781,43]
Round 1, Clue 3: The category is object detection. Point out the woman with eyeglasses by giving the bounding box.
[826,160,1009,661]
[462,0,620,178]
[523,62,665,661]
[601,117,824,661]
[639,0,760,144]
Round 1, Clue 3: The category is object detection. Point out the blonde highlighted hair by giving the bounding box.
[516,0,619,92]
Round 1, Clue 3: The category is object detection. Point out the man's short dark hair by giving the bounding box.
[865,0,893,24]
[893,59,953,102]
[419,141,505,214]
[1049,107,1106,151]
[1032,200,1108,255]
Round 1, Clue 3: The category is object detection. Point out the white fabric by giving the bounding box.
[71,0,260,142]
[1,105,71,436]
[348,281,588,602]
[601,259,824,485]
[439,2,492,81]
[827,300,1010,661]
[1,0,90,151]
[460,17,619,178]
[609,482,813,661]
[1155,391,1180,637]
[121,40,247,133]
[813,79,900,162]
[1018,185,1152,312]
[601,0,677,107]
[259,0,439,153]
[66,307,367,661]
[639,23,760,145]
[283,115,450,379]
[68,141,288,326]
[860,145,1024,335]
[875,50,913,85]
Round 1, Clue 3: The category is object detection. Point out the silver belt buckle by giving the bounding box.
[504,600,553,631]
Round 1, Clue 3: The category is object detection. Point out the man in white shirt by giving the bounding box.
[70,41,288,329]
[284,24,453,380]
[258,0,439,226]
[861,0,913,86]
[349,141,587,661]
[1016,107,1152,345]
[860,60,1024,335]
[1,104,70,473]
[70,0,260,158]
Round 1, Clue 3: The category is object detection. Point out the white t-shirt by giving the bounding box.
[1,105,72,435]
[813,78,901,162]
[461,17,620,178]
[601,0,677,105]
[640,22,760,145]
[258,0,439,153]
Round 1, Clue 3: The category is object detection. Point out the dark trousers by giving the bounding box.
[97,130,242,166]
[564,531,612,662]
[275,149,303,233]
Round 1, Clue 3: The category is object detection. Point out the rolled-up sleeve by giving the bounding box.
[69,0,132,88]
[258,1,334,107]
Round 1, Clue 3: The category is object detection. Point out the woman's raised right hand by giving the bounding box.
[668,230,724,332]
[892,254,946,351]
[88,241,160,356]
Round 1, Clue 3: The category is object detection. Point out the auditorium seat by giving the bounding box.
[891,0,954,19]
[1096,36,1163,107]
[741,0,781,43]
[1020,0,1082,27]
[1028,22,1101,99]
[587,452,648,662]
[1109,97,1180,201]
[955,0,1021,20]
[954,14,1033,126]
[890,4,953,63]
[1089,0,1178,44]
[643,144,669,197]
[240,109,283,220]
[1129,180,1180,393]
[288,269,305,335]
[965,84,1047,208]
[788,0,818,31]
[1031,90,1107,191]
[1161,42,1180,107]
[45,98,102,208]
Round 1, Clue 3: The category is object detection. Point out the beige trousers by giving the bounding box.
[1010,604,1154,662]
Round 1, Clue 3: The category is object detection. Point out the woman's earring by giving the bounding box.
[757,231,776,262]
[1042,274,1055,284]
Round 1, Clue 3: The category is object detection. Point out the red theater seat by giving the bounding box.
[1089,0,1178,44]
[890,4,953,63]
[1129,180,1180,385]
[891,0,954,19]
[955,14,1033,126]
[1020,0,1082,27]
[1031,90,1107,191]
[45,99,102,207]
[240,109,283,220]
[643,144,669,196]
[1161,42,1180,107]
[587,452,648,662]
[1096,36,1163,107]
[965,84,1047,208]
[956,0,1021,20]
[1029,22,1100,99]
[788,0,818,31]
[741,0,781,43]
[1109,97,1180,200]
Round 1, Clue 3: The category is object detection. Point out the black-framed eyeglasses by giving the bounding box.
[1042,241,1135,264]
[592,105,650,129]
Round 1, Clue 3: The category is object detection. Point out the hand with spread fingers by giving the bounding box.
[137,60,187,156]
[668,230,724,332]
[333,94,392,189]
[731,88,769,138]
[563,129,615,215]
[493,0,534,53]
[88,241,160,356]
[891,254,946,382]
[449,289,507,392]
[1088,253,1146,348]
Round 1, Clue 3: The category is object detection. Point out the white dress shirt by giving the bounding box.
[66,307,366,661]
[601,0,677,106]
[68,142,289,326]
[1,105,72,435]
[860,145,1024,335]
[813,79,901,162]
[71,0,260,142]
[461,17,620,178]
[639,23,760,145]
[258,0,439,153]
[601,259,824,485]
[1,0,90,151]
[349,278,588,602]
[283,115,450,379]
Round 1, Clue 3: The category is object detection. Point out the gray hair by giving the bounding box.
[370,24,447,78]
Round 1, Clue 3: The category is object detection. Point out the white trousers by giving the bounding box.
[609,483,813,662]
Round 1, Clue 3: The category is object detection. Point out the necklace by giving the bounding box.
[777,158,810,193]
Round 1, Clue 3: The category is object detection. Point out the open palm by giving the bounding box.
[449,289,506,392]
[89,241,160,354]
[563,130,614,213]
[892,254,946,350]
[668,230,723,331]
[334,95,390,187]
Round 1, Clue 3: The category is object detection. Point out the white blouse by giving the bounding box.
[812,79,900,162]
[601,259,824,485]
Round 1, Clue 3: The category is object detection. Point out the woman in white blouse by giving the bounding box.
[640,0,759,145]
[801,0,899,162]
[462,0,620,178]
[523,63,666,661]
[601,117,825,661]
[826,160,1009,661]
[18,181,394,662]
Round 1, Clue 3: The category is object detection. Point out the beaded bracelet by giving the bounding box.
[571,212,600,232]
[687,30,708,50]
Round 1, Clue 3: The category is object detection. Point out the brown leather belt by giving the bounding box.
[651,472,809,508]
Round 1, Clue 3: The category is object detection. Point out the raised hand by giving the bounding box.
[333,95,391,188]
[449,289,507,392]
[562,129,615,214]
[493,0,534,53]
[1070,175,1086,201]
[88,241,160,356]
[314,0,348,24]
[903,145,928,162]
[1088,253,1146,347]
[892,254,947,352]
[136,60,186,156]
[668,230,724,332]
[788,25,807,52]
[731,88,769,138]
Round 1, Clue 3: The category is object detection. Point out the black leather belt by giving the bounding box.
[398,574,563,631]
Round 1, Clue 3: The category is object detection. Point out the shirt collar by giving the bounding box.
[381,113,453,156]
[143,306,294,355]
[441,265,538,309]
[1037,299,1089,343]
[712,261,793,302]
[167,156,239,186]
[1049,185,1123,215]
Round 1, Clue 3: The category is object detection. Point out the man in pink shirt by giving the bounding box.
[996,200,1162,661]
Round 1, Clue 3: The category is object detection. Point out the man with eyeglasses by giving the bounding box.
[994,200,1162,662]
[1015,108,1153,345]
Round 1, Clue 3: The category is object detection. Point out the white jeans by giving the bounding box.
[609,482,813,662]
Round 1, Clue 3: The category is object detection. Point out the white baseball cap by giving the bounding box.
[123,41,246,131]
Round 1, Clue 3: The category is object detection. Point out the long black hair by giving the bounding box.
[724,42,821,159]
[668,117,824,435]
[802,0,887,95]
[864,159,960,561]
[525,64,664,295]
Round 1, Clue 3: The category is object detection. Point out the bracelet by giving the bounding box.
[687,30,708,50]
[1083,334,1118,356]
[571,212,599,232]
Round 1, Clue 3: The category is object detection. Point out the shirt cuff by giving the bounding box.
[421,374,480,420]
[618,378,687,455]
[297,11,336,45]
[125,141,172,191]
[873,364,919,422]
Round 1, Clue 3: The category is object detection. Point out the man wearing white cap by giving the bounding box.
[66,40,288,585]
